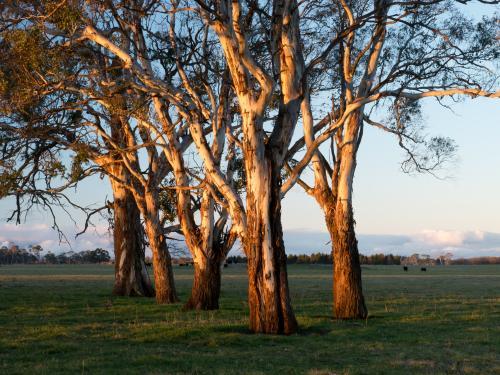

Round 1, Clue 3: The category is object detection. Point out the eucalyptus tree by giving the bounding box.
[285,0,499,318]
[4,0,497,333]
[0,2,158,299]
[172,0,309,333]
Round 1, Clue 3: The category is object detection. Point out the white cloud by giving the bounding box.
[282,229,500,258]
[363,230,500,258]
[415,230,466,247]
[413,229,486,247]
[39,239,57,249]
[0,223,112,253]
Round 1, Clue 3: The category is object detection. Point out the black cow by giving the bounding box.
[403,266,408,272]
[421,267,427,272]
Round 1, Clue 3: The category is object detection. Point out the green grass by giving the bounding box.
[0,264,499,374]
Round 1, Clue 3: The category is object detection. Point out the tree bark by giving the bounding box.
[184,254,222,310]
[328,116,367,319]
[182,188,229,311]
[111,181,154,297]
[144,192,179,304]
[199,0,299,333]
[105,64,155,298]
[327,202,367,319]
[244,155,297,334]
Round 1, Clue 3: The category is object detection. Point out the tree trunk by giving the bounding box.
[111,183,154,297]
[328,203,367,319]
[106,79,154,297]
[328,121,367,319]
[244,158,297,334]
[144,193,178,304]
[182,188,227,311]
[184,255,222,310]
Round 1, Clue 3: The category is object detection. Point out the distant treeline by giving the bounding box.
[0,245,111,265]
[227,253,402,265]
[450,257,500,265]
[3,245,500,266]
[288,253,403,265]
[227,253,500,265]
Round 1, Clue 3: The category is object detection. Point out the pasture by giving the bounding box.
[0,264,499,374]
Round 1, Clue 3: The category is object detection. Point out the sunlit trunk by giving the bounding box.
[243,122,297,334]
[183,188,227,310]
[144,192,178,304]
[111,180,154,297]
[199,0,301,334]
[185,254,222,310]
[329,114,367,319]
[325,200,367,319]
[302,91,366,318]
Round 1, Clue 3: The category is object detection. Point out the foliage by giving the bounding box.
[69,151,90,183]
[286,253,402,265]
[450,257,500,265]
[359,253,402,266]
[47,248,111,264]
[287,252,333,265]
[226,255,247,264]
[0,244,111,265]
[158,181,178,224]
[0,244,39,264]
[45,1,82,34]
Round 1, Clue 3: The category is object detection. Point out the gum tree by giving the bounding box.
[0,5,158,299]
[284,0,499,318]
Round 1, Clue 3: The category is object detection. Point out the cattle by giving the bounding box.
[403,266,408,272]
[421,267,427,272]
[223,263,228,268]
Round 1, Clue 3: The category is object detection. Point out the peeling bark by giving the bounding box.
[244,148,297,334]
[300,85,368,319]
[144,192,178,304]
[245,207,297,334]
[184,255,222,310]
[328,113,367,319]
[182,188,236,310]
[111,180,154,297]
[325,201,367,319]
[204,0,302,333]
[104,84,178,305]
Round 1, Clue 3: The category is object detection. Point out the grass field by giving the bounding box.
[0,264,499,374]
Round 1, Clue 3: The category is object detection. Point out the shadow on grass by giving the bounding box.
[208,323,254,335]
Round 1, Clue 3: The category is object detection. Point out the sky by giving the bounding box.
[1,3,499,259]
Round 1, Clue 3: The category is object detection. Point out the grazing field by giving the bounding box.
[0,264,499,374]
